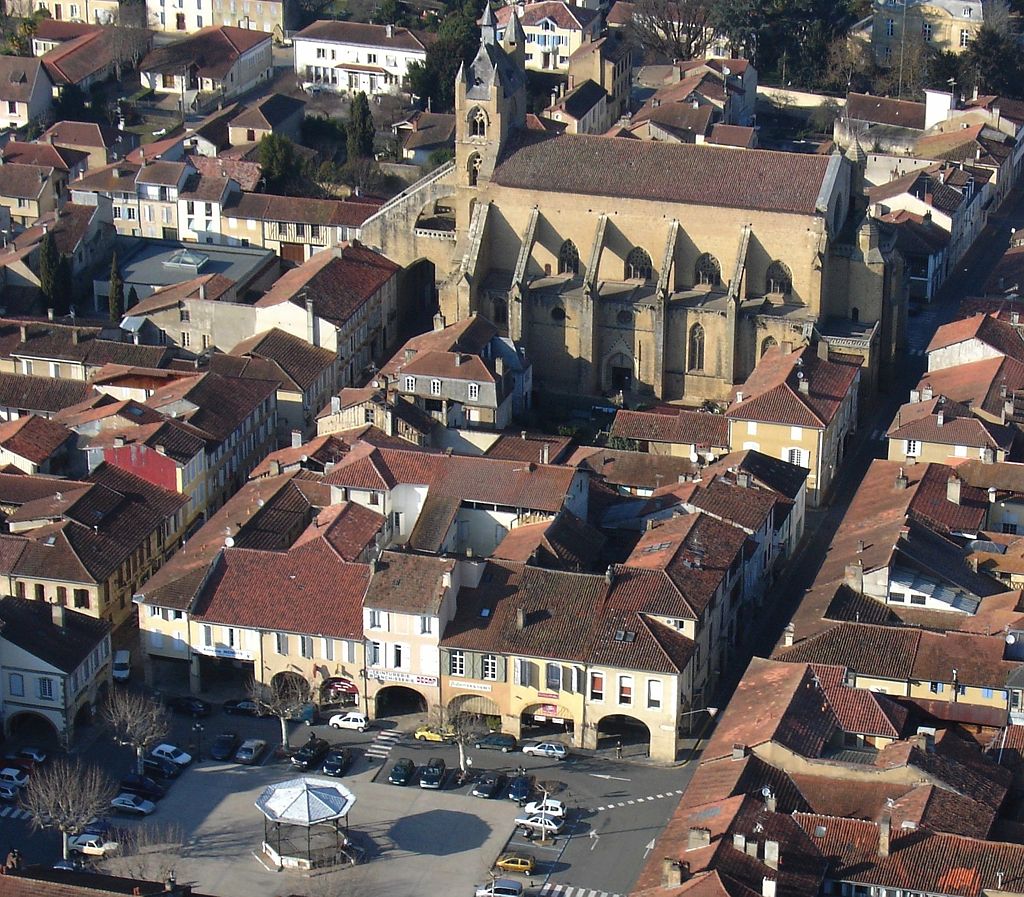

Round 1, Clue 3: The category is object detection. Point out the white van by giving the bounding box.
[112,650,131,682]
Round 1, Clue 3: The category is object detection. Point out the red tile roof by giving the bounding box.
[226,328,336,392]
[493,1,599,29]
[291,500,384,561]
[483,432,573,464]
[492,509,605,571]
[0,414,71,463]
[611,407,730,448]
[927,313,1024,361]
[886,395,1015,451]
[846,92,927,129]
[293,20,433,52]
[140,26,271,81]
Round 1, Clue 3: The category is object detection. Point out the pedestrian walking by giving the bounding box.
[615,740,623,760]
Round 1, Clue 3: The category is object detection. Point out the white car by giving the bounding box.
[514,813,564,836]
[68,834,119,857]
[150,744,192,767]
[329,711,368,732]
[522,742,569,760]
[0,768,28,788]
[302,81,324,94]
[0,783,18,801]
[523,798,566,818]
[110,793,156,816]
[18,746,47,763]
[475,879,524,897]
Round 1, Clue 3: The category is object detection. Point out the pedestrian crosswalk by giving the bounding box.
[0,806,31,821]
[594,789,684,812]
[365,730,401,761]
[540,883,622,897]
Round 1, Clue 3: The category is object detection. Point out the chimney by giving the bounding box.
[895,468,908,490]
[798,376,810,395]
[764,789,777,813]
[909,389,921,403]
[762,879,777,897]
[921,384,933,401]
[783,622,795,647]
[733,833,747,852]
[386,23,394,37]
[687,828,711,851]
[113,436,126,448]
[495,356,505,376]
[199,282,206,301]
[1005,397,1015,422]
[817,339,829,361]
[746,841,759,857]
[19,324,26,342]
[155,443,166,455]
[736,391,744,402]
[764,840,779,870]
[331,395,341,414]
[878,814,891,857]
[47,307,54,321]
[936,410,944,427]
[661,859,685,888]
[857,539,865,553]
[71,328,79,345]
[541,443,550,464]
[291,429,303,449]
[845,559,864,593]
[305,294,316,347]
[432,312,446,331]
[1013,311,1020,326]
[947,475,961,505]
[737,471,751,488]
[605,565,614,586]
[454,352,462,367]
[781,341,793,354]
[516,607,525,630]
[989,486,998,503]
[269,459,281,475]
[51,603,66,628]
[731,743,747,760]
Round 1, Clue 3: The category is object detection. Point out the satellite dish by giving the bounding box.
[689,452,699,463]
[225,536,235,548]
[761,786,773,798]
[1007,633,1017,645]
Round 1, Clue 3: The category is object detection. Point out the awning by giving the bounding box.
[334,63,389,74]
[323,677,358,695]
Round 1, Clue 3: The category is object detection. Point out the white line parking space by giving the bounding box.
[539,883,623,897]
[594,789,684,812]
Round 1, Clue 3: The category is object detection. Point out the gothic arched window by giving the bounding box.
[558,240,580,275]
[695,253,721,287]
[625,247,653,281]
[468,152,482,187]
[760,336,778,358]
[688,323,705,372]
[470,107,487,138]
[766,260,793,295]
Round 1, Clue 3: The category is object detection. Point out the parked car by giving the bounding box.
[419,757,446,789]
[235,739,266,765]
[475,733,517,753]
[53,857,91,873]
[414,725,455,742]
[472,772,504,799]
[0,768,28,788]
[322,748,352,777]
[112,650,131,683]
[165,696,211,717]
[142,755,181,779]
[119,775,165,802]
[507,774,532,803]
[522,742,568,760]
[328,711,368,732]
[223,699,259,716]
[110,793,156,816]
[514,814,564,836]
[388,757,415,786]
[475,879,524,897]
[302,82,324,94]
[1,756,35,775]
[209,733,241,762]
[68,833,119,857]
[0,783,18,801]
[149,744,192,767]
[289,703,319,725]
[524,798,566,818]
[17,747,47,764]
[495,852,536,875]
[291,737,330,770]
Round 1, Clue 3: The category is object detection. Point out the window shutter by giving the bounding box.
[571,666,581,693]
[528,660,538,689]
[497,655,507,682]
[513,658,522,686]
[468,651,481,681]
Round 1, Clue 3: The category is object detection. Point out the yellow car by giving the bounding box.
[414,725,456,742]
[495,853,536,875]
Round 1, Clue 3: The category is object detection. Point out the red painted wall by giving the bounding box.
[104,444,179,493]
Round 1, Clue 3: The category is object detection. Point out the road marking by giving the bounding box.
[594,789,685,812]
[365,730,401,762]
[588,773,631,782]
[539,884,622,897]
[644,837,656,860]
[0,807,11,817]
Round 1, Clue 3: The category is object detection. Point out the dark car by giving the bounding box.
[223,699,259,716]
[507,774,532,803]
[322,748,352,777]
[419,757,446,789]
[474,733,517,753]
[290,736,330,771]
[388,757,415,786]
[1,756,35,775]
[165,696,212,717]
[472,772,504,799]
[209,733,242,761]
[142,755,181,780]
[119,774,165,802]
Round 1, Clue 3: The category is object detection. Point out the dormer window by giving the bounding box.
[430,378,442,396]
[404,375,415,391]
[468,382,479,401]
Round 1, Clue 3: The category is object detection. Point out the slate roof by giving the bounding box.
[727,346,860,429]
[490,131,835,216]
[611,408,729,448]
[0,596,109,673]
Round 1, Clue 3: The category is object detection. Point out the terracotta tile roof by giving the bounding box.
[483,432,572,464]
[955,459,1024,495]
[916,124,1014,168]
[787,774,913,821]
[40,119,121,150]
[491,131,835,216]
[492,509,605,571]
[869,162,991,217]
[0,414,71,463]
[229,93,306,132]
[928,313,1024,361]
[2,141,87,172]
[0,162,51,200]
[397,111,455,151]
[682,753,810,816]
[363,550,455,613]
[0,471,87,508]
[701,450,810,499]
[708,124,756,147]
[779,622,922,680]
[0,57,48,104]
[145,371,277,443]
[910,629,1018,688]
[886,395,1015,451]
[629,102,713,137]
[569,445,698,490]
[128,273,236,315]
[293,20,433,52]
[72,160,141,194]
[185,154,261,192]
[179,174,230,202]
[140,26,271,81]
[986,244,1024,294]
[84,417,208,465]
[727,346,860,429]
[688,476,786,534]
[399,349,494,383]
[878,209,951,255]
[194,540,368,639]
[136,161,186,188]
[250,433,351,478]
[846,92,926,129]
[611,408,729,448]
[494,0,599,29]
[808,663,907,738]
[291,500,384,561]
[0,372,92,415]
[33,19,102,41]
[916,355,1024,420]
[254,243,398,329]
[226,328,335,392]
[381,315,498,377]
[0,596,109,674]
[42,29,114,87]
[606,0,634,25]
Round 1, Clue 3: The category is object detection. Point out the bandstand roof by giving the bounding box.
[255,776,357,825]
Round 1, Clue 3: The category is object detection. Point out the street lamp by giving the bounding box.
[679,706,718,737]
[192,722,204,762]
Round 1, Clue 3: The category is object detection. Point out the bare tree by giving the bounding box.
[427,703,483,777]
[104,689,170,775]
[103,823,185,882]
[109,0,152,81]
[249,675,311,750]
[20,758,117,860]
[628,0,713,61]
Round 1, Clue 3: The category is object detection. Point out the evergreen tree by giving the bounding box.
[108,251,124,322]
[407,6,480,112]
[346,92,376,160]
[38,232,61,312]
[258,133,299,192]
